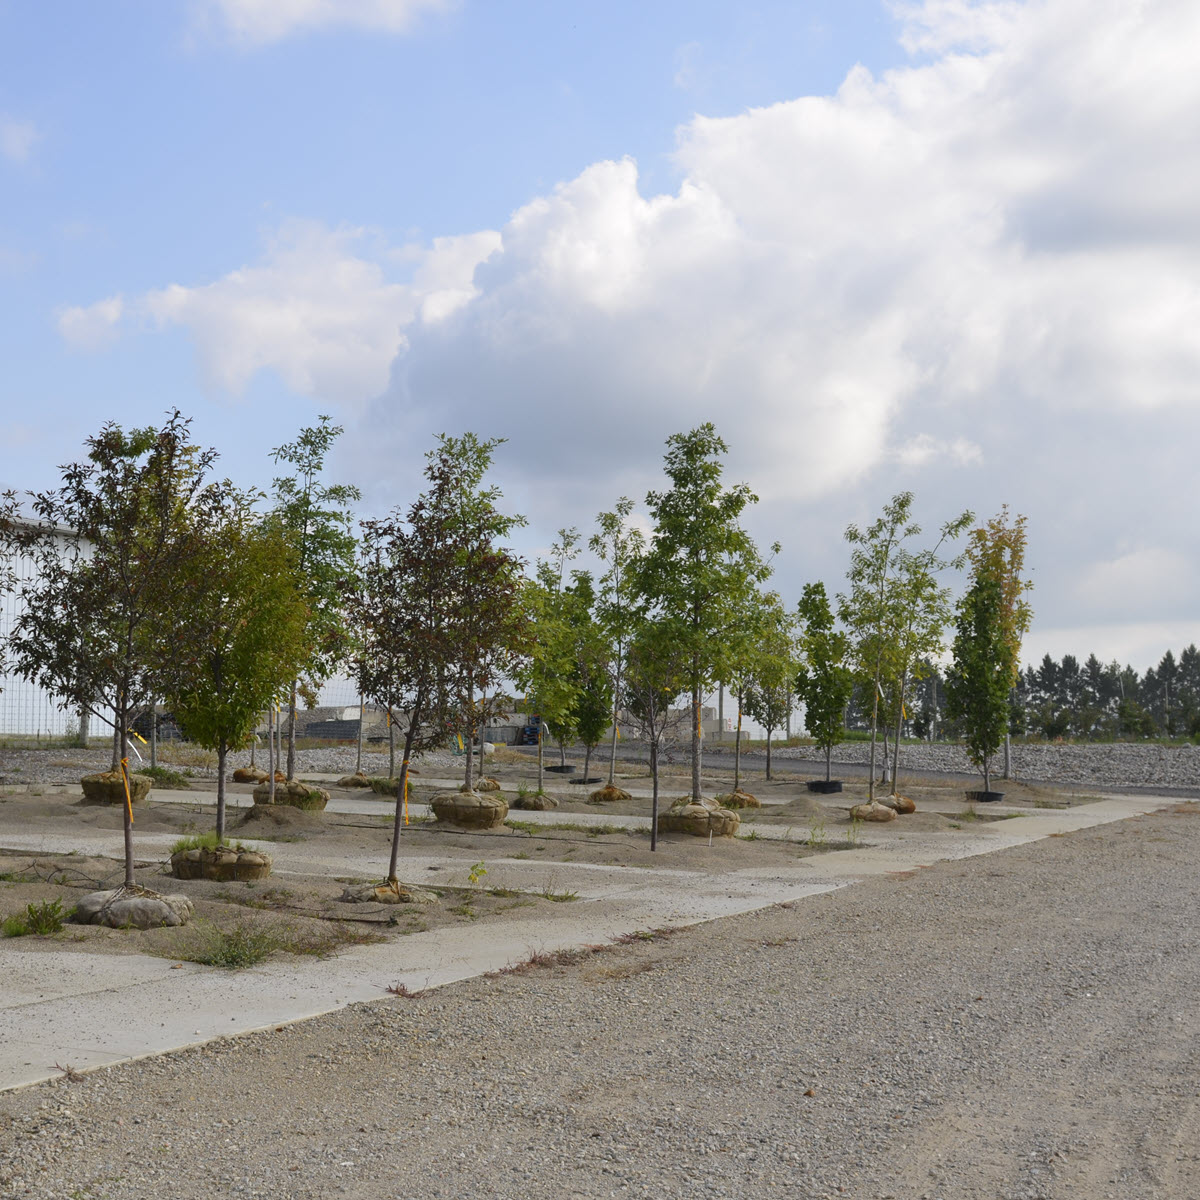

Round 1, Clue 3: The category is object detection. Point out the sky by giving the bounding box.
[2,0,1198,678]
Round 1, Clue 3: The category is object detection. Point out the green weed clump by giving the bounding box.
[2,899,71,937]
[140,765,192,790]
[166,919,384,968]
[170,831,247,855]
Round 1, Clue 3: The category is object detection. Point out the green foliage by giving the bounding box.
[742,593,798,743]
[838,492,971,798]
[138,765,192,789]
[171,831,247,855]
[945,573,1014,790]
[9,411,221,886]
[635,424,774,798]
[2,899,70,937]
[795,582,854,776]
[164,499,309,760]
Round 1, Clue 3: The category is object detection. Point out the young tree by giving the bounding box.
[433,434,529,794]
[742,594,798,781]
[634,424,773,802]
[838,493,970,807]
[794,582,854,783]
[590,498,645,786]
[517,529,585,791]
[622,617,688,851]
[162,498,310,842]
[271,416,361,780]
[964,507,1032,774]
[945,573,1013,793]
[345,435,501,889]
[10,413,218,890]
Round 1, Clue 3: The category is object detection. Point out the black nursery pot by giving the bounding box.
[806,780,843,794]
[545,764,576,775]
[966,789,1005,803]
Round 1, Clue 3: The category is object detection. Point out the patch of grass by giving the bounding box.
[170,831,247,855]
[738,830,762,841]
[448,902,478,920]
[488,886,521,897]
[165,919,384,968]
[0,869,33,884]
[806,818,828,849]
[3,899,72,937]
[497,899,535,911]
[139,765,192,790]
[506,818,629,838]
[215,886,295,911]
[512,851,531,860]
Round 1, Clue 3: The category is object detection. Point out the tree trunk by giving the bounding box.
[584,744,592,780]
[216,738,227,843]
[537,720,545,792]
[718,683,724,744]
[388,708,396,780]
[984,756,991,794]
[388,715,420,886]
[150,700,157,770]
[1003,729,1011,780]
[607,653,621,786]
[559,737,567,768]
[766,729,773,780]
[825,743,832,783]
[118,705,134,889]
[734,689,743,794]
[111,717,121,773]
[867,680,880,804]
[691,676,702,801]
[890,672,907,792]
[356,693,364,775]
[267,707,277,804]
[77,708,89,749]
[880,725,891,786]
[649,735,659,852]
[286,684,297,780]
[463,681,475,791]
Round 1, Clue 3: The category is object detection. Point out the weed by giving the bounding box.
[0,870,32,883]
[3,899,71,937]
[165,919,383,968]
[488,886,521,897]
[449,902,477,919]
[386,981,426,998]
[611,927,678,944]
[173,921,278,968]
[846,815,863,848]
[738,830,761,841]
[467,861,488,885]
[139,765,191,790]
[170,831,247,856]
[55,1062,85,1083]
[948,820,962,829]
[513,851,531,860]
[806,818,828,849]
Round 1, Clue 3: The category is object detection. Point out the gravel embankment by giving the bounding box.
[773,740,1200,790]
[4,741,1199,791]
[3,805,1199,1199]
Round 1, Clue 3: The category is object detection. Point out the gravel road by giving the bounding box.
[3,802,1198,1199]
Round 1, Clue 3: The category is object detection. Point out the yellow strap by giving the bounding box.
[120,757,134,825]
[129,730,148,745]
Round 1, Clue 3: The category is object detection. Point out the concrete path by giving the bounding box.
[0,789,1178,1092]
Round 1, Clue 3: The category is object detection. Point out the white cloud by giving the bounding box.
[67,0,1200,663]
[893,434,982,468]
[0,115,37,164]
[199,0,451,44]
[60,221,499,402]
[57,295,125,351]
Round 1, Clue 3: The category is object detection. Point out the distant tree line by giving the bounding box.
[845,647,1200,742]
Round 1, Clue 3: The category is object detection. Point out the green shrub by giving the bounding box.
[140,765,192,790]
[2,899,71,937]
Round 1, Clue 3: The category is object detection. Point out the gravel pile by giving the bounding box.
[774,739,1200,790]
[2,806,1199,1198]
[0,745,467,787]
